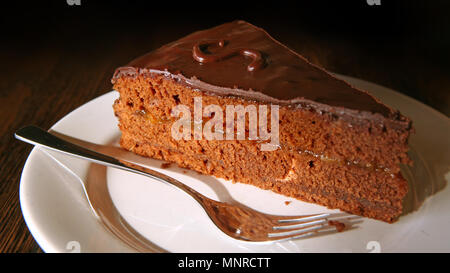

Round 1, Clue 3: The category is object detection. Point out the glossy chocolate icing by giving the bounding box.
[192,39,265,72]
[112,20,410,128]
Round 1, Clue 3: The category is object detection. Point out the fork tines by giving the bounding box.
[268,213,363,242]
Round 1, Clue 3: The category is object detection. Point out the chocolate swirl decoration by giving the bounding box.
[192,39,265,72]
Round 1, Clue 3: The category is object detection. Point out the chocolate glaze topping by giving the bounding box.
[112,20,411,129]
[192,39,265,72]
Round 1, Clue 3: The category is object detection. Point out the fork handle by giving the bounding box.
[15,125,209,205]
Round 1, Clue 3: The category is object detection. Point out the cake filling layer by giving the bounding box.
[114,74,411,173]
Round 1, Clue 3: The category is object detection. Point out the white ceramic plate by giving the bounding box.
[19,75,450,253]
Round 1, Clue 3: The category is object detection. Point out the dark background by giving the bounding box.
[3,0,450,113]
[1,0,449,252]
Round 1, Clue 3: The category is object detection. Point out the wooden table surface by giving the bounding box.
[1,1,449,253]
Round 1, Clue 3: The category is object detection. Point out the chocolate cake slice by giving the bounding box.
[112,20,413,223]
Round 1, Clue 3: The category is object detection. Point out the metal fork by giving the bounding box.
[15,125,361,246]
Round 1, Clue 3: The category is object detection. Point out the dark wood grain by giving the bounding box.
[1,1,448,253]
